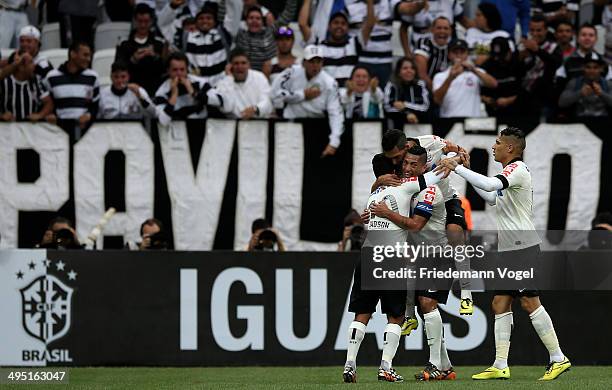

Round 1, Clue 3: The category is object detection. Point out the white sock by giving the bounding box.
[345,321,366,369]
[493,312,513,369]
[460,290,472,300]
[423,309,443,368]
[529,306,564,363]
[439,329,452,370]
[380,323,402,370]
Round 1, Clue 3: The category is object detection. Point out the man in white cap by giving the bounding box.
[0,26,53,81]
[0,0,28,48]
[271,44,344,157]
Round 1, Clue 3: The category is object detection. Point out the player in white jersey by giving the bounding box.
[343,145,448,383]
[371,129,475,321]
[437,127,571,381]
[371,176,458,381]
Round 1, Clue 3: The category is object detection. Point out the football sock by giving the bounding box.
[405,291,416,319]
[493,312,513,369]
[423,309,443,368]
[345,321,366,369]
[380,323,402,370]
[460,290,472,300]
[439,328,452,371]
[455,257,473,296]
[529,306,564,363]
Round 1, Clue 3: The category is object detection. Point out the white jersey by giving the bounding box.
[411,184,447,245]
[432,67,485,118]
[493,159,541,251]
[417,134,459,202]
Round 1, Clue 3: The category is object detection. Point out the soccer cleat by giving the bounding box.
[378,367,404,382]
[538,357,571,381]
[415,362,445,381]
[460,298,474,315]
[342,366,357,383]
[472,366,510,380]
[400,316,419,336]
[440,368,457,380]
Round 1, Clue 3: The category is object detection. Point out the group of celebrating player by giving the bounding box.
[342,127,571,383]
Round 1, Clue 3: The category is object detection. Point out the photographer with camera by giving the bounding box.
[137,218,169,250]
[38,217,83,250]
[338,209,365,252]
[247,218,285,252]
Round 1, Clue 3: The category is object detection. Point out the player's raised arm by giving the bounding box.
[436,157,504,192]
[370,202,428,232]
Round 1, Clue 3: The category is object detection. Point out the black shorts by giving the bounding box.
[417,290,449,305]
[494,245,541,297]
[348,261,406,318]
[444,197,467,230]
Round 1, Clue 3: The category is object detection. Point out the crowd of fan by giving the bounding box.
[0,0,611,153]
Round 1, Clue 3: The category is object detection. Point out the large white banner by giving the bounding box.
[0,121,603,249]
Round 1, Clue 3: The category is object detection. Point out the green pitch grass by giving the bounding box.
[3,366,611,389]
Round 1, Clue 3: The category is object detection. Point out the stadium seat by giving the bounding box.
[595,24,605,55]
[391,21,403,57]
[39,48,68,68]
[98,76,111,88]
[41,23,61,50]
[1,48,13,60]
[92,48,116,81]
[289,22,304,58]
[94,22,132,50]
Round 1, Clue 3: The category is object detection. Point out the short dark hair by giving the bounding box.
[111,61,129,73]
[405,144,427,164]
[477,3,502,31]
[251,218,270,233]
[578,23,597,35]
[246,5,264,19]
[140,218,163,236]
[530,13,547,26]
[69,41,90,57]
[167,51,189,68]
[556,20,574,31]
[48,216,74,230]
[229,48,249,62]
[197,3,219,22]
[134,3,154,17]
[382,129,407,152]
[350,65,371,80]
[432,16,451,27]
[500,126,526,151]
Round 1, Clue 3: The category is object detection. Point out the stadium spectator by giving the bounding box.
[247,218,285,252]
[0,0,28,49]
[0,26,53,81]
[98,62,158,120]
[115,4,168,96]
[235,0,298,72]
[157,0,196,48]
[346,0,426,87]
[241,0,275,29]
[558,53,612,118]
[42,41,99,130]
[0,52,54,122]
[184,4,234,87]
[271,45,344,157]
[532,0,578,28]
[398,0,473,58]
[555,21,576,60]
[340,66,384,119]
[137,218,169,250]
[465,2,513,65]
[480,0,531,38]
[433,39,497,118]
[154,52,225,126]
[585,211,612,250]
[337,209,365,251]
[262,26,300,83]
[215,49,273,119]
[481,37,522,117]
[384,57,430,126]
[414,16,453,90]
[58,0,97,49]
[38,216,82,249]
[518,14,562,117]
[299,2,374,87]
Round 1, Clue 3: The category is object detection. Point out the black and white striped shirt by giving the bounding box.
[185,28,229,86]
[346,0,400,65]
[0,75,46,121]
[383,79,430,114]
[321,36,360,87]
[532,0,579,18]
[42,63,100,120]
[414,38,450,78]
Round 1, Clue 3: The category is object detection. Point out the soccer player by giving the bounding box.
[343,145,447,383]
[437,127,571,381]
[372,129,475,322]
[371,158,457,381]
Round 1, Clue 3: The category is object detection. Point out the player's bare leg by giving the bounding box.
[519,296,571,380]
[343,313,370,383]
